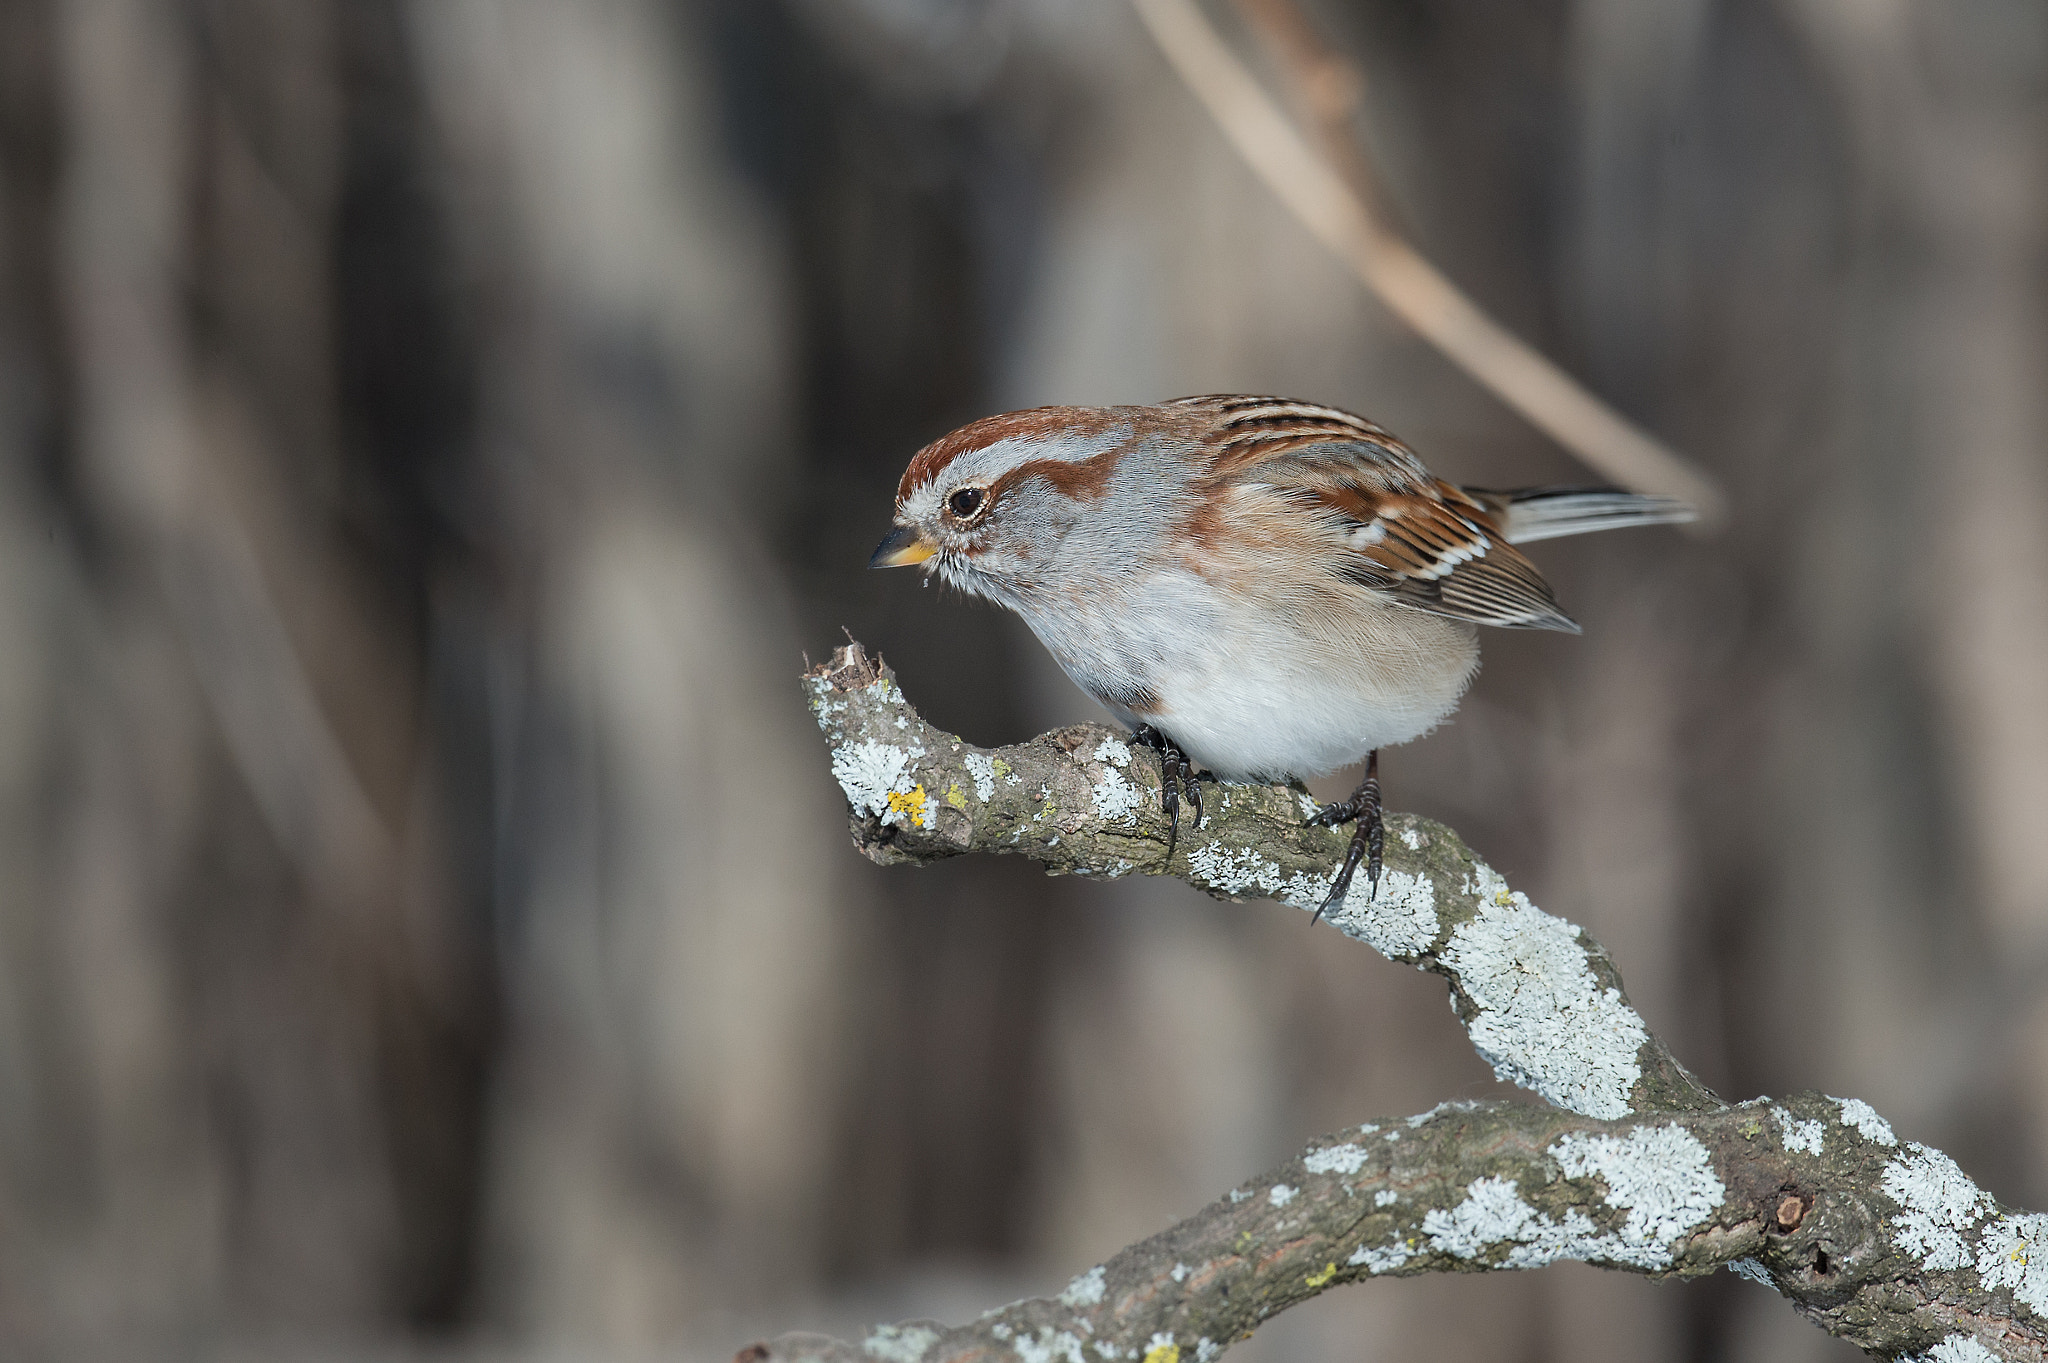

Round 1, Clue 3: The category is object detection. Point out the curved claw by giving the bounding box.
[1161,762,1181,864]
[1132,724,1202,867]
[1308,751,1383,925]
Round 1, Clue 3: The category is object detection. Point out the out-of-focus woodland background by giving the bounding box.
[1,0,2045,1359]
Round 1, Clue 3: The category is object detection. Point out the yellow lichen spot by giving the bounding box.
[1305,1261,1337,1288]
[1493,888,1513,907]
[990,757,1013,779]
[946,784,968,811]
[1143,1344,1179,1363]
[887,785,929,828]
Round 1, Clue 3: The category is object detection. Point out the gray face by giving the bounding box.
[893,427,1135,609]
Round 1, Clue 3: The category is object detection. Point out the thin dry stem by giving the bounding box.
[1131,0,1729,525]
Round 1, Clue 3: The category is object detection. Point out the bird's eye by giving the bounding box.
[946,486,988,521]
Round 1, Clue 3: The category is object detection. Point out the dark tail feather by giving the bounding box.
[1469,487,1698,545]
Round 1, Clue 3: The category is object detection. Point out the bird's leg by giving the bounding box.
[1131,724,1202,864]
[1306,750,1383,923]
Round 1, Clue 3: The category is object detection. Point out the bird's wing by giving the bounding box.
[1167,396,1580,633]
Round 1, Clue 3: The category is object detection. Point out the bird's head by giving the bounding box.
[871,406,1140,605]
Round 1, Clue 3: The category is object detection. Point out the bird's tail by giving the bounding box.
[1465,486,1698,545]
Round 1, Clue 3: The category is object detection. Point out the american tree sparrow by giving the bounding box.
[871,396,1693,918]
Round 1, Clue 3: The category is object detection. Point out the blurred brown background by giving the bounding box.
[1,0,2044,1359]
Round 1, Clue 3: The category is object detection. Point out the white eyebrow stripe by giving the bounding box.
[973,428,1133,467]
[904,425,1136,504]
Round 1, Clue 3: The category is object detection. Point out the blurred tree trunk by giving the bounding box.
[1781,0,2048,1219]
[0,0,494,1343]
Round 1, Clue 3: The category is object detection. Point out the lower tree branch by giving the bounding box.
[755,642,2048,1363]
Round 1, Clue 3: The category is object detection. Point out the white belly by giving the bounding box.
[1155,644,1472,779]
[1026,569,1481,781]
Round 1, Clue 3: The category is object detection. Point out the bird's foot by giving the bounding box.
[1306,750,1382,924]
[1132,724,1203,864]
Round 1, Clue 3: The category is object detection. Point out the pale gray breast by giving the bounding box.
[1014,434,1221,710]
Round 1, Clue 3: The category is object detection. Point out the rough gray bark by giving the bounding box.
[755,642,2048,1363]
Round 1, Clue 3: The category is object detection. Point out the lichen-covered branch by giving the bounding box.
[750,1094,2044,1363]
[757,643,2048,1363]
[807,642,1713,1120]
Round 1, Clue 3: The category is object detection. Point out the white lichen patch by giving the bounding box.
[1093,736,1132,767]
[1549,1124,1727,1269]
[1775,1108,1825,1156]
[1407,1099,1481,1127]
[1014,1328,1089,1363]
[1883,1143,1992,1271]
[1334,868,1439,958]
[1375,1189,1399,1207]
[1228,1188,1251,1204]
[1142,1332,1177,1363]
[965,752,998,802]
[1348,1238,1415,1273]
[1726,1256,1773,1286]
[832,740,916,822]
[805,676,848,716]
[1186,844,1325,909]
[1181,841,1352,919]
[1303,1143,1369,1176]
[1422,1128,1722,1275]
[1169,1262,1188,1283]
[1059,1265,1107,1307]
[1092,1345,1120,1361]
[1418,1179,1522,1258]
[1194,1339,1220,1363]
[1185,843,1286,897]
[1912,1336,2001,1363]
[1422,1176,1603,1268]
[1976,1212,2048,1316]
[1269,1184,1298,1208]
[1298,792,1324,821]
[865,1323,939,1363]
[1091,766,1143,826]
[1400,825,1423,850]
[1835,1096,1897,1146]
[1437,865,1647,1119]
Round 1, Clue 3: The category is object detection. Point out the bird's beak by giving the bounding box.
[870,524,938,568]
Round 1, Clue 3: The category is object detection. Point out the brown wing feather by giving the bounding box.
[1327,481,1578,632]
[1169,396,1580,633]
